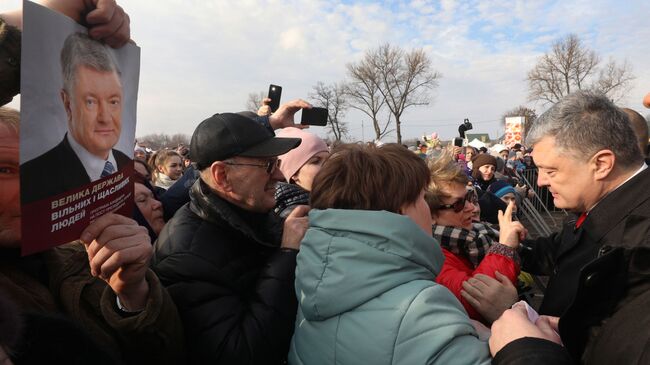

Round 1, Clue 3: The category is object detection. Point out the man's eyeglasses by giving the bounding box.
[438,189,477,213]
[224,158,280,174]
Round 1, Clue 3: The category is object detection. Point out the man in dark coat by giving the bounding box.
[484,91,650,364]
[152,102,312,364]
[21,31,131,204]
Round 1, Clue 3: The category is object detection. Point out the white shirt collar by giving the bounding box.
[588,162,647,213]
[67,133,117,182]
[615,162,648,188]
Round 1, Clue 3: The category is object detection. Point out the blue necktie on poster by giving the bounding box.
[101,161,115,178]
[18,0,140,255]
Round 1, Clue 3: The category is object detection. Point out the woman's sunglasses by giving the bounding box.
[438,189,478,213]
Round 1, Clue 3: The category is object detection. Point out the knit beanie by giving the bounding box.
[487,180,516,198]
[277,128,329,182]
[471,153,497,177]
[472,153,497,180]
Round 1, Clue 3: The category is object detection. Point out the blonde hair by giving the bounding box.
[149,149,182,183]
[425,151,468,215]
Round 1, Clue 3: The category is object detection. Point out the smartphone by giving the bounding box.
[453,137,464,147]
[300,107,328,126]
[267,84,282,112]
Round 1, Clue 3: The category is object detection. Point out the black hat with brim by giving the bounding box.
[237,138,301,158]
[191,113,301,169]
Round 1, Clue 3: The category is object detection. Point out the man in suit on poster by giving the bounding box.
[21,31,131,204]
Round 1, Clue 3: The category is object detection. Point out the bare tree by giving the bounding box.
[364,44,441,144]
[346,58,390,140]
[592,59,635,102]
[502,106,537,140]
[245,91,266,112]
[138,133,190,150]
[527,34,635,104]
[169,133,190,148]
[138,133,170,150]
[310,82,349,141]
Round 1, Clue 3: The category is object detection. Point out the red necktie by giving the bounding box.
[575,212,587,229]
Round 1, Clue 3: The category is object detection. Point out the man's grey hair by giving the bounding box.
[60,32,121,94]
[0,106,19,134]
[526,91,643,169]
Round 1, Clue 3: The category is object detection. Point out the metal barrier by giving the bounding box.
[514,168,556,307]
[516,168,566,229]
[519,198,553,237]
[518,168,566,213]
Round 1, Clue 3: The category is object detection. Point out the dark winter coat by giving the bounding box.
[520,167,650,316]
[496,166,650,364]
[152,179,298,365]
[159,165,199,221]
[274,182,309,218]
[0,243,185,365]
[477,189,508,225]
[494,244,650,365]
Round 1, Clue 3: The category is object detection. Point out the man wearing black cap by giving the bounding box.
[152,100,312,364]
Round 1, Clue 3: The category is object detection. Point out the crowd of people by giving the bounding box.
[1,1,649,364]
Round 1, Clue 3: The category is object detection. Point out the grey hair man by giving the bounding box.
[622,108,649,158]
[483,91,650,364]
[21,32,131,203]
[58,32,125,163]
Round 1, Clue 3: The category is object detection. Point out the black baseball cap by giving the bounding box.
[191,113,301,169]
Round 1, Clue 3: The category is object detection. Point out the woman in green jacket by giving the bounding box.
[289,143,491,365]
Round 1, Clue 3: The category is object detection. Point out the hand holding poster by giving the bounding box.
[19,0,140,255]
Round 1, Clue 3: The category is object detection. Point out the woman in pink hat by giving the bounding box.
[274,128,329,217]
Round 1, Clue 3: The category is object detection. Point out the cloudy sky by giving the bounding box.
[4,0,649,143]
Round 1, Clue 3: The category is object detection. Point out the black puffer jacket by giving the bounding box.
[152,179,298,365]
[274,182,310,218]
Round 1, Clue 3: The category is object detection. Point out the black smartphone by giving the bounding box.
[300,107,328,126]
[453,137,464,147]
[267,84,282,112]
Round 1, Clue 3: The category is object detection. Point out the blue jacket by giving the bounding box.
[289,209,491,365]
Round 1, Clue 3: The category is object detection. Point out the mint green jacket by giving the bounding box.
[288,209,491,365]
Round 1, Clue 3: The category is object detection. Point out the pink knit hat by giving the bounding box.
[276,128,329,182]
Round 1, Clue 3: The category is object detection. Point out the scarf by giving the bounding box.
[432,222,500,268]
[154,172,176,190]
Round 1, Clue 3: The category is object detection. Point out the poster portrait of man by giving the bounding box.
[19,1,139,254]
[21,32,132,203]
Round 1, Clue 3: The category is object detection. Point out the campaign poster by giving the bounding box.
[503,116,524,148]
[19,0,140,255]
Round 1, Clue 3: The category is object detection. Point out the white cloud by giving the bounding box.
[279,28,306,50]
[2,0,648,141]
